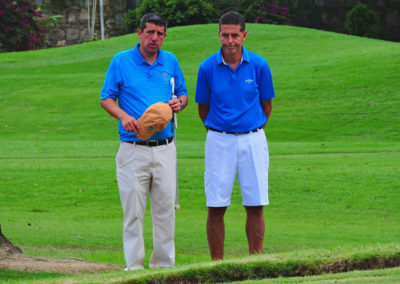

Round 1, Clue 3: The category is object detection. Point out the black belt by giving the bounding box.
[126,137,174,147]
[208,126,263,135]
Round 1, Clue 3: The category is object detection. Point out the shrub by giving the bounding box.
[0,0,45,52]
[212,0,253,14]
[345,3,379,38]
[124,0,218,32]
[244,0,290,25]
[211,0,290,25]
[165,0,217,27]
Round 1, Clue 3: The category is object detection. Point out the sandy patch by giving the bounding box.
[0,229,119,274]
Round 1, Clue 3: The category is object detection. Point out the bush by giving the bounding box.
[244,0,290,25]
[124,0,291,33]
[208,0,290,25]
[345,3,379,38]
[124,0,218,32]
[0,0,45,52]
[212,0,253,14]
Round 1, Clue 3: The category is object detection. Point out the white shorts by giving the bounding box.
[204,129,269,207]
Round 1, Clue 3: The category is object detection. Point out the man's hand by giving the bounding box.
[120,113,141,135]
[168,98,182,113]
[100,98,141,135]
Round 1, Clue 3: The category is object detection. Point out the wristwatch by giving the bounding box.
[179,98,184,108]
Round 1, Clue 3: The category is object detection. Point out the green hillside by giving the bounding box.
[1,24,399,152]
[0,24,399,283]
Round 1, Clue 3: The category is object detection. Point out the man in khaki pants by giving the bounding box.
[100,13,188,270]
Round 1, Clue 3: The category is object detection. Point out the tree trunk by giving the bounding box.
[0,224,22,257]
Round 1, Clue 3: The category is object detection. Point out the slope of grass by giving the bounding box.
[0,23,399,282]
[1,24,399,146]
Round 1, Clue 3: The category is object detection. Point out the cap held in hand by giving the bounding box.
[137,102,173,140]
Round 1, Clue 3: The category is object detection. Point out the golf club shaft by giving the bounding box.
[171,78,180,209]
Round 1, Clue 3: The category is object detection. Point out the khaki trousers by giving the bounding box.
[116,141,176,269]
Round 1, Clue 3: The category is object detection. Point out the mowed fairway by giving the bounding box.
[0,24,399,282]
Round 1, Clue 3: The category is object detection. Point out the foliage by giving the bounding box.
[345,3,379,38]
[164,0,217,27]
[212,0,253,14]
[124,0,218,32]
[0,0,45,52]
[123,8,138,33]
[244,0,290,25]
[209,0,291,25]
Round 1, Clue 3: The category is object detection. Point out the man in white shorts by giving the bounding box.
[195,11,275,260]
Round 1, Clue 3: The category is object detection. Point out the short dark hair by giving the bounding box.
[219,11,246,32]
[139,13,167,32]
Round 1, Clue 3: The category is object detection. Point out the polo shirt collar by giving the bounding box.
[217,46,250,65]
[133,43,165,65]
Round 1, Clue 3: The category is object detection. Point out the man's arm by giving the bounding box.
[198,104,210,131]
[100,98,141,135]
[261,99,273,127]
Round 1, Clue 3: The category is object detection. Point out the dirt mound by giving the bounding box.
[0,230,23,258]
[0,225,119,274]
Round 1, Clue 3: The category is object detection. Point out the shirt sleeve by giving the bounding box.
[100,56,121,101]
[195,64,211,104]
[258,60,275,101]
[173,59,188,97]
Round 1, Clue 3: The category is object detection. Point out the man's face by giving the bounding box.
[218,24,247,58]
[137,22,166,56]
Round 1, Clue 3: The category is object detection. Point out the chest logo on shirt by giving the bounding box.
[245,79,254,84]
[163,72,170,81]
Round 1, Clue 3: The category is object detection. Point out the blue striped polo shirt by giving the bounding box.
[101,43,188,141]
[195,46,274,132]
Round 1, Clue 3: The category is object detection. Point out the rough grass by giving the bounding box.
[122,252,400,284]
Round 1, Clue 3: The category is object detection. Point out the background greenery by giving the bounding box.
[125,0,400,41]
[0,23,399,283]
[0,0,46,52]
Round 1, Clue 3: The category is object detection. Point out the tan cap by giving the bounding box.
[137,102,173,140]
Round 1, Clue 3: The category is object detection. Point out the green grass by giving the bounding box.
[0,23,399,283]
[235,267,400,283]
[0,269,62,282]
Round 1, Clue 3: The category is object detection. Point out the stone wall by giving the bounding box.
[39,0,127,47]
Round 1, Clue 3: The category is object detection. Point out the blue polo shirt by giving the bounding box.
[195,46,274,132]
[101,43,188,142]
